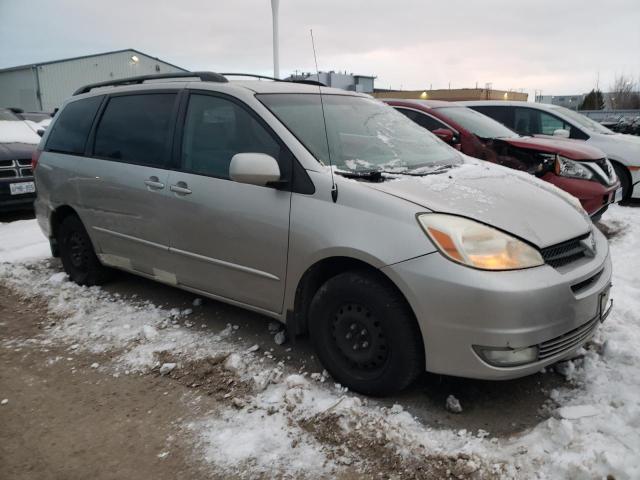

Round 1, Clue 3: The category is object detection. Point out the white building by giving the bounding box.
[286,71,375,93]
[0,49,186,112]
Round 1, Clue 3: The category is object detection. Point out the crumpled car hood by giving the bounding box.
[365,160,591,248]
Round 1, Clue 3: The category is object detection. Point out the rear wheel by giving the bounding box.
[57,215,111,286]
[308,271,424,396]
[612,162,631,202]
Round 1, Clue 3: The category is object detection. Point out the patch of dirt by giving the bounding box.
[0,285,225,480]
[300,411,500,479]
[596,219,626,239]
[153,351,253,402]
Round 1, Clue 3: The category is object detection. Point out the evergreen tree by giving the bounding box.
[579,89,605,110]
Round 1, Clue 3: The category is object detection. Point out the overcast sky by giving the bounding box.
[2,0,638,98]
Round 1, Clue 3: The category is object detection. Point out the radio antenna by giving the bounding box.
[310,29,338,203]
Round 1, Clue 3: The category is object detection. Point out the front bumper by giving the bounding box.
[541,173,620,217]
[0,178,36,212]
[382,228,612,380]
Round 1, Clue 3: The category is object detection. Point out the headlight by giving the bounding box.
[555,156,593,180]
[417,214,544,270]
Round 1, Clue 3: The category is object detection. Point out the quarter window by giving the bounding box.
[181,94,281,179]
[93,94,176,167]
[46,96,102,154]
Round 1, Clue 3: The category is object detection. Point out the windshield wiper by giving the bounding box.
[334,165,453,180]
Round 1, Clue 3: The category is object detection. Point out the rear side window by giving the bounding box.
[93,94,176,167]
[46,96,102,154]
[471,105,512,128]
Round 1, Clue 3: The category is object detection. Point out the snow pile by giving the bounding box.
[0,219,49,263]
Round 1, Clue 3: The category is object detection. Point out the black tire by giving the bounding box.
[308,270,424,396]
[612,162,631,202]
[57,215,112,286]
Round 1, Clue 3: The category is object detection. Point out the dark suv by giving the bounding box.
[0,108,39,211]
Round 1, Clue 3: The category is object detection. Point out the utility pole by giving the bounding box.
[271,0,280,79]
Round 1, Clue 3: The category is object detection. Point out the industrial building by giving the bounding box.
[0,49,186,112]
[373,87,528,102]
[286,71,376,93]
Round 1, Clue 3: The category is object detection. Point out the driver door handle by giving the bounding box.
[170,182,192,195]
[144,177,165,190]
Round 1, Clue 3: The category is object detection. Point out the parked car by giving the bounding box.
[34,72,612,396]
[386,99,620,219]
[0,108,39,211]
[461,101,640,200]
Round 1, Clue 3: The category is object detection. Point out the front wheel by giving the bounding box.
[612,162,631,202]
[57,215,112,286]
[308,271,424,396]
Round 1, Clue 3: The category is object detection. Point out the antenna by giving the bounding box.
[310,29,338,203]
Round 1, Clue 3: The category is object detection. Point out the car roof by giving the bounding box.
[457,100,558,110]
[383,99,457,109]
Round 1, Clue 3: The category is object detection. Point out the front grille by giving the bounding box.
[538,316,600,360]
[0,160,32,178]
[541,234,589,268]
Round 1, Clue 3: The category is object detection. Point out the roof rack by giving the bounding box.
[72,71,327,96]
[72,71,228,96]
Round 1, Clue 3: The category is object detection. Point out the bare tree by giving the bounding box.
[609,74,640,109]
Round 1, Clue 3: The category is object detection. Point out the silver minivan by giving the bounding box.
[33,72,613,395]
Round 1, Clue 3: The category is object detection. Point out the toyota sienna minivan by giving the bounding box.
[33,72,613,395]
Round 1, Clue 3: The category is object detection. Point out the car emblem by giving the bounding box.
[581,233,597,257]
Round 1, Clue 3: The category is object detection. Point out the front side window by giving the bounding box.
[46,96,102,154]
[259,94,461,173]
[471,105,513,128]
[181,94,281,179]
[434,106,518,139]
[93,94,176,167]
[396,108,448,132]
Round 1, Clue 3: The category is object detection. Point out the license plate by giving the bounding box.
[9,181,35,195]
[599,287,612,322]
[614,187,623,203]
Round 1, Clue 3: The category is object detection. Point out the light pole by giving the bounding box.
[271,0,280,79]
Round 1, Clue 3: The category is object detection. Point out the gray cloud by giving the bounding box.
[1,0,638,97]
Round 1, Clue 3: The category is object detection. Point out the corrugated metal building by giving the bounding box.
[0,49,186,112]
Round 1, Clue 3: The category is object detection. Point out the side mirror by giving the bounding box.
[37,128,45,137]
[432,128,456,144]
[553,128,570,138]
[229,153,281,187]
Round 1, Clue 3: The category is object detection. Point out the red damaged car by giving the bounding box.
[386,99,620,219]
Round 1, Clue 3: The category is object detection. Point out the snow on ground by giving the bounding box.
[1,205,639,478]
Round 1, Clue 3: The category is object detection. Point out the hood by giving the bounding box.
[365,159,591,248]
[501,136,604,161]
[0,141,37,160]
[0,120,40,146]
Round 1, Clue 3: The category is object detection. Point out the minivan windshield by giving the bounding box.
[434,106,519,139]
[550,106,614,134]
[258,94,462,174]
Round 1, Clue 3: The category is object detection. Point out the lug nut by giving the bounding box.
[361,329,368,336]
[350,324,357,330]
[362,341,369,348]
[345,333,352,340]
[353,344,359,350]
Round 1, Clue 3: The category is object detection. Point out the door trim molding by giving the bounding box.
[169,246,280,281]
[92,226,168,250]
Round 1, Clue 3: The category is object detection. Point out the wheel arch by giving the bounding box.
[49,205,81,257]
[289,256,424,348]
